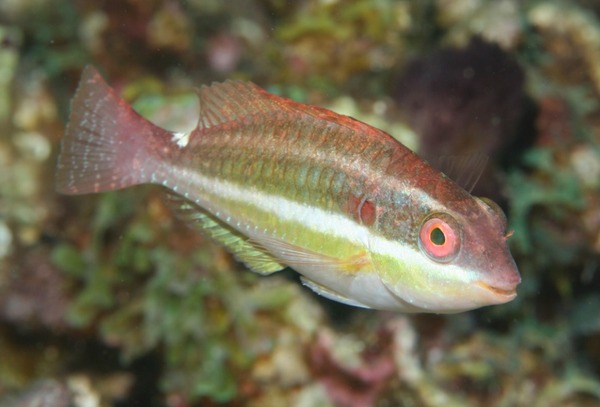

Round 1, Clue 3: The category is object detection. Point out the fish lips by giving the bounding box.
[474,260,521,304]
[475,280,518,302]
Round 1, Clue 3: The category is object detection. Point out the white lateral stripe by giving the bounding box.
[177,168,436,268]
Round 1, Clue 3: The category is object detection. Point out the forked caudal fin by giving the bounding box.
[56,66,171,194]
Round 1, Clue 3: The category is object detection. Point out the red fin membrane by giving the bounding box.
[56,66,168,194]
[195,80,394,141]
[195,80,281,129]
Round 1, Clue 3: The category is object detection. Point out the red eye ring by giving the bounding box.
[419,214,461,262]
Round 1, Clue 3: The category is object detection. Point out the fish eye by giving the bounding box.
[418,213,461,263]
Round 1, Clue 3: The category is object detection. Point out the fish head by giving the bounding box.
[464,197,521,304]
[374,195,520,313]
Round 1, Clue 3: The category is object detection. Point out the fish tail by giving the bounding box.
[56,66,170,194]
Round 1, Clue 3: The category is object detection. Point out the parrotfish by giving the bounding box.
[56,66,520,313]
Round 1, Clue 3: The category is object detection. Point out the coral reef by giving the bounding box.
[1,0,600,406]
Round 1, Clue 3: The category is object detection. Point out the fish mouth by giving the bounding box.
[476,281,517,299]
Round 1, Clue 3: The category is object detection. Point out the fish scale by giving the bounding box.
[56,66,521,313]
[177,113,370,214]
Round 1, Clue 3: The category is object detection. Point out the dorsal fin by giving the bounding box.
[165,193,285,275]
[195,80,395,142]
[196,81,288,130]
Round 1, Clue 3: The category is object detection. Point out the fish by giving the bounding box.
[55,66,521,313]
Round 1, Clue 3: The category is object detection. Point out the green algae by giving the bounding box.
[508,147,586,255]
[47,188,277,401]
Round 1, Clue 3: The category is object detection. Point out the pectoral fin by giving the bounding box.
[252,234,371,275]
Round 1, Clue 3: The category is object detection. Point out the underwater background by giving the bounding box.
[1,0,600,406]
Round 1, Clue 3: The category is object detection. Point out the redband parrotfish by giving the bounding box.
[56,66,521,313]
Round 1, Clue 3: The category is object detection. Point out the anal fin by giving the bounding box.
[165,193,285,275]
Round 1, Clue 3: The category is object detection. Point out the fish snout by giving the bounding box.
[476,259,521,302]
